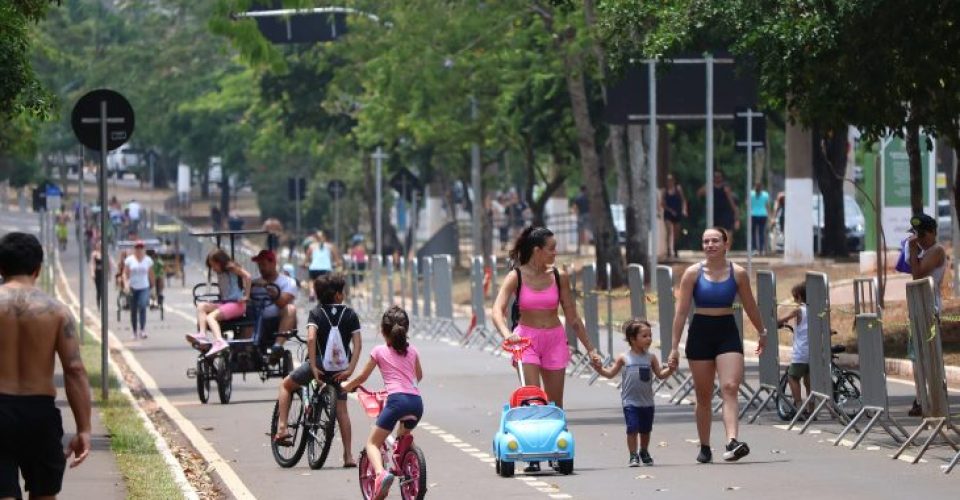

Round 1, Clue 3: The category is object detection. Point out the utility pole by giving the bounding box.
[372,147,389,258]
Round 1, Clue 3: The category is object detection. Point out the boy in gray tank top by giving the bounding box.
[592,319,675,466]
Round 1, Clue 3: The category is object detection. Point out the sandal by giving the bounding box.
[343,462,358,468]
[273,432,294,447]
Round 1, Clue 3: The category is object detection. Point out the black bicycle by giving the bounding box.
[775,326,863,420]
[270,331,340,469]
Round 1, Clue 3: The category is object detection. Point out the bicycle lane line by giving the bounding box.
[54,256,257,499]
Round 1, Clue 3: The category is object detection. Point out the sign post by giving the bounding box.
[71,89,135,400]
[735,107,765,274]
[327,179,346,249]
[372,148,389,259]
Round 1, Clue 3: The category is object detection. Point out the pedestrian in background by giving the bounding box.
[697,170,740,241]
[749,182,770,255]
[660,174,687,258]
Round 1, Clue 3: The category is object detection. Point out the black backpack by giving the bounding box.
[510,267,561,331]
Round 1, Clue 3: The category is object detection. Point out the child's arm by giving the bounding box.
[336,332,362,382]
[231,264,252,302]
[307,324,322,380]
[777,307,799,327]
[651,354,674,380]
[414,356,423,382]
[592,355,625,379]
[342,356,377,393]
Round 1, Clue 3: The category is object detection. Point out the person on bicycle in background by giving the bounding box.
[146,249,165,309]
[274,274,360,468]
[344,306,423,500]
[778,282,811,418]
[250,250,298,363]
[186,249,251,357]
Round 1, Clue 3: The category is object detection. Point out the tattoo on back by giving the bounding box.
[0,286,66,324]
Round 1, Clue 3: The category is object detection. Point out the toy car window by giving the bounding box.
[505,406,563,421]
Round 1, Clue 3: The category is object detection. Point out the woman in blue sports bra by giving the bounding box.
[667,227,766,465]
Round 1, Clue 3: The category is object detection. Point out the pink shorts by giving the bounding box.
[217,301,246,321]
[515,324,571,370]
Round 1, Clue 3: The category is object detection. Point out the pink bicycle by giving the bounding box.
[356,386,427,499]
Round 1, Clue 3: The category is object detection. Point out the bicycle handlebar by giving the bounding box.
[276,329,304,343]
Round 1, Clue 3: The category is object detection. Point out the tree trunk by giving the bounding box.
[219,174,230,221]
[200,167,210,199]
[812,127,848,257]
[610,125,629,204]
[563,50,625,287]
[626,125,651,272]
[905,120,923,215]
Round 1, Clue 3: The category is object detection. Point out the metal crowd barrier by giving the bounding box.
[745,270,782,422]
[892,277,960,471]
[834,313,909,449]
[788,272,848,432]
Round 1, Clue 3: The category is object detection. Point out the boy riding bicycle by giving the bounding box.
[344,306,423,500]
[273,274,361,468]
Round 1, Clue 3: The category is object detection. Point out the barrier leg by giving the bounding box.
[670,376,695,405]
[739,385,773,420]
[747,385,779,423]
[945,448,960,474]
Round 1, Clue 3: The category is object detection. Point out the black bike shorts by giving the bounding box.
[685,314,743,360]
[0,394,66,498]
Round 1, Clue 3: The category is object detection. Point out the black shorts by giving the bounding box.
[0,394,66,498]
[623,405,654,434]
[685,314,743,360]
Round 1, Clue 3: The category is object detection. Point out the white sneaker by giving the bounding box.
[206,339,229,358]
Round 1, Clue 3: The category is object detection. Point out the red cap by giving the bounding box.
[252,249,276,262]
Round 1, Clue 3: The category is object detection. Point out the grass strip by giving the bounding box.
[80,335,183,499]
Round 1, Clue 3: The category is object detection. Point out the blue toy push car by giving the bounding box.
[492,338,575,477]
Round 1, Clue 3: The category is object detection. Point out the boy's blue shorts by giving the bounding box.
[623,405,654,434]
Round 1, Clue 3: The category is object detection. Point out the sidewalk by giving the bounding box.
[51,346,126,498]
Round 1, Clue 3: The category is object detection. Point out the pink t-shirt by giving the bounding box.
[370,344,420,396]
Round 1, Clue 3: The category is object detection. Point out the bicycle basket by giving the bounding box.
[357,387,387,418]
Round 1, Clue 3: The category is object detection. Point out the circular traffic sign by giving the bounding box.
[70,89,135,151]
[327,179,347,200]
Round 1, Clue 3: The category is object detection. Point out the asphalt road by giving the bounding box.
[15,208,959,500]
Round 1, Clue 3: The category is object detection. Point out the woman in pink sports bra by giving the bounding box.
[492,226,601,411]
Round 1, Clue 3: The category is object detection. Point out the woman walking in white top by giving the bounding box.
[123,241,155,339]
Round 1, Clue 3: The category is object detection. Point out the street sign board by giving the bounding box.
[734,107,765,151]
[251,2,347,43]
[70,89,135,151]
[327,179,347,199]
[389,167,423,203]
[288,177,306,201]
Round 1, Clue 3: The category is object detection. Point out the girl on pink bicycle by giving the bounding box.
[344,306,423,500]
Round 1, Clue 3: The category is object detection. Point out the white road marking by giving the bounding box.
[56,256,255,499]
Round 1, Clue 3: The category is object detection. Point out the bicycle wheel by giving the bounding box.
[833,370,863,418]
[196,358,210,404]
[358,450,375,500]
[270,390,308,468]
[399,444,427,500]
[307,384,338,469]
[776,373,797,421]
[214,354,232,404]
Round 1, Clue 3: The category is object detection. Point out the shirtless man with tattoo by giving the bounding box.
[0,232,92,500]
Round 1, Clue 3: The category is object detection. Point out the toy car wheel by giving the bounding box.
[498,460,514,478]
[495,459,500,475]
[557,459,573,475]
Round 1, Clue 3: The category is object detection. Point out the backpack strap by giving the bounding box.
[319,304,344,327]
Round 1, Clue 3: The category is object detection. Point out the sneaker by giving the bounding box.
[639,450,653,466]
[373,471,394,500]
[722,439,750,462]
[628,453,640,467]
[696,446,712,464]
[523,462,541,473]
[140,331,148,339]
[185,332,211,345]
[206,339,229,358]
